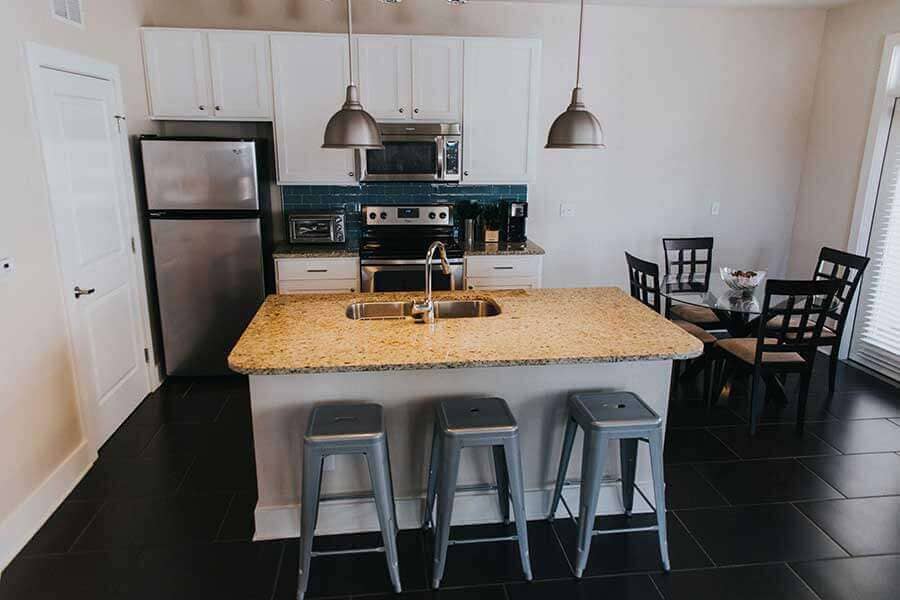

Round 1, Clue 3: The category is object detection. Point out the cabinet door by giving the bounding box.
[462,38,541,183]
[271,34,357,184]
[208,31,273,120]
[142,29,212,118]
[412,37,462,121]
[358,36,411,121]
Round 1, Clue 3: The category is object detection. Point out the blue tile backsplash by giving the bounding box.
[282,182,527,246]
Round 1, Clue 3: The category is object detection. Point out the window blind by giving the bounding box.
[851,99,900,381]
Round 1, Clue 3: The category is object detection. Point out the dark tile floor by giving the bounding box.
[3,356,900,599]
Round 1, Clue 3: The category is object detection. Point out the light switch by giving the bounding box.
[323,455,336,472]
[711,202,721,216]
[559,203,577,218]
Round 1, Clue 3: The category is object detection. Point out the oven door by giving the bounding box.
[359,136,443,182]
[360,259,464,293]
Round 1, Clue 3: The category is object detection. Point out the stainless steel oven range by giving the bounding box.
[359,205,464,293]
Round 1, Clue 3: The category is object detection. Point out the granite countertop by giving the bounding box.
[228,287,703,375]
[272,242,358,259]
[465,239,545,256]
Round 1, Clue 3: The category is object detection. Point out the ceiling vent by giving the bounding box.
[51,0,84,27]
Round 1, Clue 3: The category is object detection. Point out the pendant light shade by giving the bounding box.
[545,0,605,149]
[322,0,384,149]
[323,84,383,149]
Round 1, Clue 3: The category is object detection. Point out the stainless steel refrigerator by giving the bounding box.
[141,138,267,376]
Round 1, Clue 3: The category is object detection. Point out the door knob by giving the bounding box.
[74,286,96,299]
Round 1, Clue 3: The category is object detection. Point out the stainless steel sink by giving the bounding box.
[346,299,501,321]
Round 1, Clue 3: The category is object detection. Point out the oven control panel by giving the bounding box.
[364,205,453,226]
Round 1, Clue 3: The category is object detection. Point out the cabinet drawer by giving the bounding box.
[466,276,539,291]
[277,279,358,294]
[276,257,359,281]
[465,256,541,278]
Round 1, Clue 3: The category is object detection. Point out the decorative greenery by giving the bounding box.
[480,203,503,230]
[455,200,483,221]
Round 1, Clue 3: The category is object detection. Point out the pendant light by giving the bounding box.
[322,0,384,149]
[545,0,605,149]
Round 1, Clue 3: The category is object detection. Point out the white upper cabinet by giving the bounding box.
[142,28,272,120]
[357,36,462,122]
[463,38,541,183]
[207,31,273,119]
[142,29,212,118]
[271,33,357,185]
[358,36,412,121]
[411,37,462,121]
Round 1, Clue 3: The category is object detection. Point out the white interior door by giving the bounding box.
[33,67,151,447]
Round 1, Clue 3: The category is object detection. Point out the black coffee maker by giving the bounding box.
[499,200,528,243]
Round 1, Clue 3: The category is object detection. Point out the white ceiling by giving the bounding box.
[469,0,859,8]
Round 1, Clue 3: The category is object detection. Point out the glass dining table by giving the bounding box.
[660,275,765,337]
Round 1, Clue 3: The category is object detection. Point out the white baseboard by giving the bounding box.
[0,442,95,573]
[254,480,656,541]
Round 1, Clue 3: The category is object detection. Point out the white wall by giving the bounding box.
[789,0,900,276]
[0,0,155,566]
[147,0,826,285]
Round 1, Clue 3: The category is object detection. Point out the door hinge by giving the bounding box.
[131,236,136,254]
[114,114,126,133]
[144,348,150,363]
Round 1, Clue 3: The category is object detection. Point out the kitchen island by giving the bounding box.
[228,288,702,541]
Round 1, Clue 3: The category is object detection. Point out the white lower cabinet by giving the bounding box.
[275,257,360,294]
[465,255,543,290]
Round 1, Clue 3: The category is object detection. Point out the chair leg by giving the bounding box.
[297,446,324,600]
[702,355,713,409]
[828,344,839,396]
[492,445,510,525]
[503,436,533,582]
[712,358,734,409]
[548,417,578,521]
[574,430,606,579]
[431,437,461,589]
[619,438,638,517]
[648,430,670,572]
[749,368,765,436]
[366,444,402,594]
[797,370,812,434]
[422,421,442,530]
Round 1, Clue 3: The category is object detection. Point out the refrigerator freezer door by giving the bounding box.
[142,140,259,211]
[150,218,265,375]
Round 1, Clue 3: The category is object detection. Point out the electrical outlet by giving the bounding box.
[0,257,13,280]
[559,203,577,218]
[323,455,336,472]
[711,202,721,216]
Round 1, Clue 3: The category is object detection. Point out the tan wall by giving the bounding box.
[147,1,826,285]
[0,0,155,525]
[789,0,900,275]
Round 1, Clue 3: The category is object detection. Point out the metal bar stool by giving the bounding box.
[297,403,401,600]
[422,397,533,589]
[548,391,669,578]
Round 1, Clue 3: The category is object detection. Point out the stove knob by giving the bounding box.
[369,212,377,220]
[380,212,388,220]
[439,212,447,219]
[429,212,436,219]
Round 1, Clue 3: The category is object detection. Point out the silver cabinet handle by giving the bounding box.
[398,108,404,114]
[199,105,206,111]
[464,171,469,176]
[348,171,355,177]
[493,266,515,270]
[74,286,96,299]
[307,269,328,273]
[414,108,420,114]
[215,105,222,111]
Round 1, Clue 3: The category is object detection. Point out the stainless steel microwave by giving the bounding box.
[358,123,461,182]
[287,212,346,244]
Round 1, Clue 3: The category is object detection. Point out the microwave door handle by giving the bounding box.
[436,136,444,181]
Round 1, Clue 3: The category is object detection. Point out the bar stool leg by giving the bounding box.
[503,436,533,581]
[422,421,442,530]
[432,437,461,589]
[548,417,577,521]
[574,430,606,579]
[648,430,670,571]
[619,438,638,517]
[492,445,510,525]
[297,446,324,600]
[366,444,403,594]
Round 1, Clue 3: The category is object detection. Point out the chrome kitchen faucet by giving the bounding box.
[412,241,451,323]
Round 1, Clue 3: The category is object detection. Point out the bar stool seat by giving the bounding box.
[423,397,533,589]
[297,403,401,600]
[549,391,669,578]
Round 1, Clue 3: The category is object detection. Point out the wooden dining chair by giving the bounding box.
[715,278,843,434]
[626,252,718,404]
[662,237,720,328]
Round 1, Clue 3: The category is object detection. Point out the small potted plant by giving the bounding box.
[480,203,502,244]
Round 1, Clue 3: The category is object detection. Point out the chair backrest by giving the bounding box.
[663,237,714,291]
[813,247,870,337]
[625,252,661,313]
[758,278,843,363]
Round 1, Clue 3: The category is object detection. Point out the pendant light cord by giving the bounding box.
[346,0,355,85]
[575,0,584,89]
